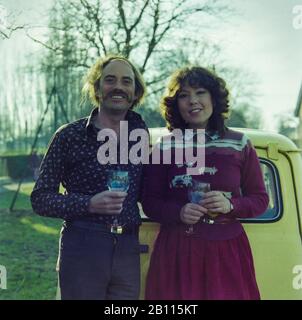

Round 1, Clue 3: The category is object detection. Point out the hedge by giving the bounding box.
[1,154,43,180]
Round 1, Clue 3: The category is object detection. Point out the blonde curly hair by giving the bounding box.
[82,55,146,109]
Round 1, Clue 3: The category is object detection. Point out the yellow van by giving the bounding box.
[139,128,302,300]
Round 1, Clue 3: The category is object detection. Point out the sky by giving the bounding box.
[0,0,302,131]
[218,0,302,130]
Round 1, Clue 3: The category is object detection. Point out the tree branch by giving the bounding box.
[26,30,62,52]
[141,0,160,73]
[0,24,27,39]
[128,0,150,33]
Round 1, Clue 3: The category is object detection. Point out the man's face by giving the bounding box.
[98,59,137,113]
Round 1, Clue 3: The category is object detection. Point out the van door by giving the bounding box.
[244,149,302,299]
[139,148,302,299]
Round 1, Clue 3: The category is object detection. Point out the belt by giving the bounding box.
[201,215,236,225]
[66,220,139,235]
[200,214,236,224]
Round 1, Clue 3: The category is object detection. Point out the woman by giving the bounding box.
[142,66,269,300]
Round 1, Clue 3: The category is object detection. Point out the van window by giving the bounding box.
[242,159,281,222]
[140,159,282,222]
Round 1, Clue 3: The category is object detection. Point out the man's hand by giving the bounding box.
[180,203,207,225]
[88,190,127,215]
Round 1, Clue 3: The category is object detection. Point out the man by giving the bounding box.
[31,55,147,300]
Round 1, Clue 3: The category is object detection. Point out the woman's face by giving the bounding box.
[177,85,214,129]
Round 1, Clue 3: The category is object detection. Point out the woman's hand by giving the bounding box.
[201,191,232,215]
[180,203,208,225]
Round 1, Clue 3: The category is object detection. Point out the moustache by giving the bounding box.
[108,90,129,100]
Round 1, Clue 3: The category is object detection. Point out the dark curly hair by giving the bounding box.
[161,66,230,136]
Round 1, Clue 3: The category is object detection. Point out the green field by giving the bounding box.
[0,181,35,210]
[0,180,62,300]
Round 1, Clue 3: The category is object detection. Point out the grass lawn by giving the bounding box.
[0,210,62,300]
[0,179,62,300]
[0,181,35,210]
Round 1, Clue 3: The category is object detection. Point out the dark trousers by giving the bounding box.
[57,221,141,300]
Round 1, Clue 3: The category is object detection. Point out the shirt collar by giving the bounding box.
[183,129,220,142]
[85,107,135,138]
[86,107,99,130]
[84,107,99,138]
[206,130,220,141]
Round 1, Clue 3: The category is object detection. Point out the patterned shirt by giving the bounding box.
[31,107,148,226]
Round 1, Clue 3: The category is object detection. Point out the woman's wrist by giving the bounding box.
[228,200,234,213]
[222,193,233,214]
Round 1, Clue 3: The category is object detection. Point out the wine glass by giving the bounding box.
[107,170,129,192]
[186,180,211,234]
[107,170,129,233]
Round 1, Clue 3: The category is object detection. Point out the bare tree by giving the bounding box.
[0,5,26,40]
[25,0,231,126]
[23,0,260,133]
[30,0,230,79]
